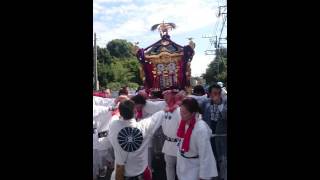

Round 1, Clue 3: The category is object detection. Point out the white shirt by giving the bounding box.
[97,113,119,151]
[161,107,181,156]
[142,100,166,118]
[108,111,165,177]
[93,105,113,133]
[141,100,167,148]
[93,121,99,150]
[93,105,110,150]
[177,116,218,180]
[221,87,227,101]
[93,105,111,177]
[93,96,115,107]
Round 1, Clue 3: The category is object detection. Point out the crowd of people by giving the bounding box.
[93,83,227,180]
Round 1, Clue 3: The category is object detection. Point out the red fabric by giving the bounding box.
[164,90,178,112]
[165,94,179,113]
[93,92,107,98]
[177,116,196,152]
[135,109,143,121]
[144,62,154,89]
[165,104,178,113]
[143,166,152,180]
[162,90,172,96]
[111,108,120,116]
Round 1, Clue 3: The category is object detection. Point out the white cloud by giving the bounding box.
[94,0,218,44]
[93,0,222,76]
[95,0,132,3]
[191,53,214,77]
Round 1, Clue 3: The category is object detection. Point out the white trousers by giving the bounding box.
[164,154,177,180]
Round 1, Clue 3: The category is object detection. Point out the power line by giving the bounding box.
[217,15,227,48]
[203,0,227,53]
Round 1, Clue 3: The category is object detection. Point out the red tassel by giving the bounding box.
[143,166,152,180]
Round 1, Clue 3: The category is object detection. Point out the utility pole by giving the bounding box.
[93,32,99,90]
[202,0,226,80]
[203,0,227,53]
[202,35,216,55]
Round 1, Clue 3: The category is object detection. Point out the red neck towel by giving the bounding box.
[111,108,120,116]
[177,116,196,152]
[135,109,143,121]
[165,104,179,113]
[165,97,178,113]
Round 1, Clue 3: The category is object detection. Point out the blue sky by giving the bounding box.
[93,0,227,77]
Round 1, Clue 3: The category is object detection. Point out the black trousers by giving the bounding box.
[210,137,220,176]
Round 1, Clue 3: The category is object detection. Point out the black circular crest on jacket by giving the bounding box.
[117,127,143,152]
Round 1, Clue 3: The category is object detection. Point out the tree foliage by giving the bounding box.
[95,39,142,90]
[97,46,112,64]
[106,39,135,58]
[202,48,227,85]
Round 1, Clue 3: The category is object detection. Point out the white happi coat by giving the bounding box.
[177,115,218,180]
[93,96,115,107]
[161,107,181,156]
[93,105,113,137]
[96,113,119,150]
[93,119,99,177]
[142,100,166,118]
[93,105,111,149]
[108,111,165,178]
[93,104,114,177]
[142,100,166,149]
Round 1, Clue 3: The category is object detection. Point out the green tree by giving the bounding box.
[107,82,122,91]
[97,46,112,64]
[106,39,135,58]
[110,61,135,84]
[127,82,139,90]
[97,62,112,88]
[96,39,142,90]
[122,58,143,85]
[202,48,227,85]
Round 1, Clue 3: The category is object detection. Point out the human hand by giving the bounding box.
[115,95,129,104]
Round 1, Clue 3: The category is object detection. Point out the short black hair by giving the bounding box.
[119,89,128,96]
[208,84,222,94]
[151,91,163,99]
[193,85,206,96]
[131,94,147,105]
[119,100,135,120]
[181,98,201,114]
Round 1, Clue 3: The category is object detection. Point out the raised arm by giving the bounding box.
[139,110,165,137]
[93,96,115,107]
[145,100,166,113]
